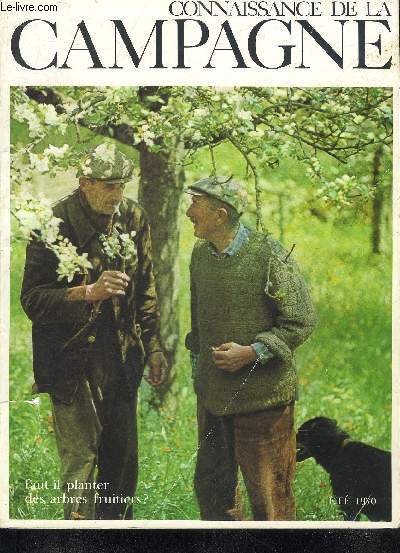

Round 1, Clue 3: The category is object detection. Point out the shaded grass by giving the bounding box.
[9,208,391,521]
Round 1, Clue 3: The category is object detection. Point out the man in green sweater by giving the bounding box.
[185,176,316,520]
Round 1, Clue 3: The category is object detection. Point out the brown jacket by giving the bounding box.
[21,189,162,403]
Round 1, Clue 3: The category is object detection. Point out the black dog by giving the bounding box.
[296,417,391,521]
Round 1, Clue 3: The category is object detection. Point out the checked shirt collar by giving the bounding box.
[208,222,251,258]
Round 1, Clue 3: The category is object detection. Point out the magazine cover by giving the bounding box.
[0,0,399,530]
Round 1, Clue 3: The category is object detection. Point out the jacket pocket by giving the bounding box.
[124,343,145,392]
[50,348,89,404]
[32,323,89,404]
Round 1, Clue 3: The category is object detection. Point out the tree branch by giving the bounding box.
[229,136,266,233]
[25,86,138,148]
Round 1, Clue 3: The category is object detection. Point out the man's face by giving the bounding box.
[186,194,220,240]
[80,179,125,215]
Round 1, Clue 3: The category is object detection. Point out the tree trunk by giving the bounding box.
[138,142,185,398]
[371,145,384,254]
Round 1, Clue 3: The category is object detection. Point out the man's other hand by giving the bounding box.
[212,342,257,372]
[145,352,168,387]
[85,271,130,302]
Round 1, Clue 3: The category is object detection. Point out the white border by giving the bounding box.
[1,0,399,529]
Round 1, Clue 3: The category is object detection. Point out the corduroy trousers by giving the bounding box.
[50,344,138,520]
[194,402,296,520]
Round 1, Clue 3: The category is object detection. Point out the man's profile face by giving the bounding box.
[80,179,125,215]
[186,194,220,240]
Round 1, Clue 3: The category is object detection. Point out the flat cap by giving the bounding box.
[78,143,134,183]
[187,176,248,214]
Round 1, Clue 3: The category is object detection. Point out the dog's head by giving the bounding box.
[296,417,350,462]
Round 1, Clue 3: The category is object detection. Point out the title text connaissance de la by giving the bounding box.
[8,0,394,70]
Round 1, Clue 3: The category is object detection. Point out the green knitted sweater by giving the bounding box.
[187,232,316,416]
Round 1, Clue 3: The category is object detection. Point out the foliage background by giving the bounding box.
[9,87,392,521]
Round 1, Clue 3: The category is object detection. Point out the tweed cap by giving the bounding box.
[187,176,248,214]
[78,143,134,183]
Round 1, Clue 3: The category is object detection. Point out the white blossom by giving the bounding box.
[192,130,203,142]
[44,144,69,158]
[53,239,92,282]
[12,191,93,282]
[236,110,253,121]
[100,230,137,265]
[249,130,264,139]
[94,143,116,164]
[193,108,209,118]
[29,153,49,173]
[41,104,59,126]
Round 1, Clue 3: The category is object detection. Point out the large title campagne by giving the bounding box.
[8,1,394,70]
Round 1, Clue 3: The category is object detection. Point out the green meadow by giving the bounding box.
[9,146,392,521]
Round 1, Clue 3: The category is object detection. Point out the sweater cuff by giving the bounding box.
[254,331,293,365]
[251,342,274,364]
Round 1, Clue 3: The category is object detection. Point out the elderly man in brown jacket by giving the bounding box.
[21,144,167,520]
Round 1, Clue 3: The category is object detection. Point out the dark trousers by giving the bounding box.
[51,346,138,520]
[194,402,296,521]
